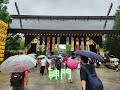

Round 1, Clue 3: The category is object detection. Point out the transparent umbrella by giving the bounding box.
[28,53,37,58]
[37,55,46,59]
[0,55,37,73]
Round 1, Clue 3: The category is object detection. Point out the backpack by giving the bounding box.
[82,65,103,90]
[10,72,23,87]
[55,59,61,70]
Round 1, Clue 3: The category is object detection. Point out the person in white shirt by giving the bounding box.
[40,57,46,75]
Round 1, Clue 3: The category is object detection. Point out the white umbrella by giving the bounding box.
[37,55,46,59]
[28,53,37,58]
[0,55,37,73]
[110,58,119,62]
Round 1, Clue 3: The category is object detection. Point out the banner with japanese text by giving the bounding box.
[46,36,50,53]
[36,37,40,52]
[52,37,55,53]
[80,37,85,50]
[41,37,46,53]
[0,20,8,62]
[71,37,74,51]
[57,37,60,53]
[76,37,80,50]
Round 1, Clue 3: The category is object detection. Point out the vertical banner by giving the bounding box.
[57,37,60,53]
[76,37,80,50]
[81,37,84,50]
[41,37,46,53]
[71,37,74,51]
[66,37,69,45]
[66,37,69,53]
[86,37,90,51]
[52,37,55,53]
[36,36,40,52]
[46,37,50,54]
[0,20,8,62]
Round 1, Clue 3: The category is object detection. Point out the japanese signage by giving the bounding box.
[76,37,80,50]
[57,37,60,53]
[71,37,74,51]
[0,20,8,61]
[46,37,50,52]
[48,68,72,80]
[41,37,46,52]
[52,37,55,52]
[80,37,84,50]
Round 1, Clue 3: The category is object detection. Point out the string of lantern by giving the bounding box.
[0,20,8,61]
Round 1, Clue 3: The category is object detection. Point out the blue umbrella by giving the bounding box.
[73,50,104,61]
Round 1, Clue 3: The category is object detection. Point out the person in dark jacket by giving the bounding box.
[80,56,95,90]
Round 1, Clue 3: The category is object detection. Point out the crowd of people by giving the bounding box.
[7,51,119,90]
[36,53,103,90]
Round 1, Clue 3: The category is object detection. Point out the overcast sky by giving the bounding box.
[7,0,120,16]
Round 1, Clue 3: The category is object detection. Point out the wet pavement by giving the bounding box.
[0,65,120,90]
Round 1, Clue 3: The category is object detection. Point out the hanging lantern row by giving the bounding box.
[0,34,7,38]
[0,20,8,62]
[0,42,6,46]
[0,24,8,31]
[0,38,6,41]
[106,34,120,36]
[0,58,4,61]
[0,50,5,54]
[0,29,7,34]
[24,33,120,36]
[0,53,4,57]
[0,46,5,49]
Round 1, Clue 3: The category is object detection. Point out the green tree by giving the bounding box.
[113,6,120,29]
[0,0,12,23]
[104,5,120,59]
[103,36,120,59]
[65,44,72,54]
[6,34,22,50]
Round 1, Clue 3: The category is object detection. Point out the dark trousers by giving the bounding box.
[40,66,45,75]
[12,84,24,90]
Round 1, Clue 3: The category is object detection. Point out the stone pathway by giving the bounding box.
[0,65,120,90]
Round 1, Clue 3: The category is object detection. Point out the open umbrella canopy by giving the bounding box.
[67,59,78,69]
[110,58,119,62]
[28,53,37,58]
[37,55,46,59]
[73,50,104,61]
[0,55,37,73]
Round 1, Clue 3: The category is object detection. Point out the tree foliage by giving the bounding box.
[113,6,120,29]
[104,5,120,59]
[65,44,72,54]
[6,34,23,50]
[103,36,120,59]
[0,0,12,23]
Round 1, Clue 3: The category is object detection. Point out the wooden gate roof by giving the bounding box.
[8,15,120,35]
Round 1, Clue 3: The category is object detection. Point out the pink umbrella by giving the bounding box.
[67,59,78,69]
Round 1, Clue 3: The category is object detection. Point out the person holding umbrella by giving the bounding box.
[67,56,78,83]
[74,50,103,90]
[80,56,94,90]
[11,64,29,90]
[0,54,37,90]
